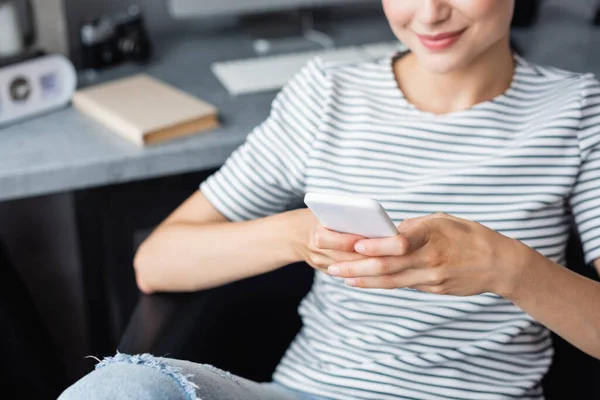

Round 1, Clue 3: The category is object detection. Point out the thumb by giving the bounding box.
[400,219,432,253]
[398,214,440,232]
[353,217,433,257]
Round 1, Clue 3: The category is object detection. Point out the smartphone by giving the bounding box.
[304,192,398,238]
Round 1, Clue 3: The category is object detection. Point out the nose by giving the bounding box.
[416,0,452,25]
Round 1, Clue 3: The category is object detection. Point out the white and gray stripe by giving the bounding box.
[201,53,600,399]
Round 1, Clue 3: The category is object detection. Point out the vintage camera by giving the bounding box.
[80,5,152,70]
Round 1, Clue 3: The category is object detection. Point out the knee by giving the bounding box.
[58,359,193,400]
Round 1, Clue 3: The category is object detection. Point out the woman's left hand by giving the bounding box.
[327,213,532,297]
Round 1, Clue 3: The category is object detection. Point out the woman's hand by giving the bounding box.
[290,208,369,272]
[327,213,532,297]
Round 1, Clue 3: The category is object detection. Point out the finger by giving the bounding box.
[355,222,431,257]
[411,285,449,296]
[326,250,369,263]
[344,268,437,290]
[308,253,331,271]
[328,254,421,278]
[353,235,408,257]
[310,249,367,272]
[313,226,364,252]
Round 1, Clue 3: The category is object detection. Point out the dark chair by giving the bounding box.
[0,240,68,399]
[118,227,600,399]
[119,260,314,383]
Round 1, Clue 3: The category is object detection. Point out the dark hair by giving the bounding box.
[509,37,522,56]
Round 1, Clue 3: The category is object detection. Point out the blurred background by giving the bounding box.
[0,0,598,398]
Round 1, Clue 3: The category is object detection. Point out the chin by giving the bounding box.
[413,50,469,74]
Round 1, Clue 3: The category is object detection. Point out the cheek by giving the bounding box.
[454,0,514,28]
[382,0,414,31]
[466,0,514,48]
[453,0,512,16]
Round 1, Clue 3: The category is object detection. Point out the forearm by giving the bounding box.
[134,210,302,293]
[504,242,600,359]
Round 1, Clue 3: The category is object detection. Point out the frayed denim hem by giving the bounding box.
[93,352,202,400]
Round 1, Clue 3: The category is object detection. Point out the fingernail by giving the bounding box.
[354,242,366,253]
[345,279,357,287]
[328,266,340,276]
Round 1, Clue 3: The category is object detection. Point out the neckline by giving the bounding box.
[382,50,524,118]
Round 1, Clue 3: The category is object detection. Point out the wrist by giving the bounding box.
[496,238,548,301]
[274,209,307,264]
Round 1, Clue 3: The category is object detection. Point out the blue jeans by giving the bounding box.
[58,353,331,400]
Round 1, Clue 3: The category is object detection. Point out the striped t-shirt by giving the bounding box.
[200,51,600,399]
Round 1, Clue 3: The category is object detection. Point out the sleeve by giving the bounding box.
[200,58,331,222]
[569,74,600,265]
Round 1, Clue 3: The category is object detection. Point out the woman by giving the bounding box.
[60,1,600,399]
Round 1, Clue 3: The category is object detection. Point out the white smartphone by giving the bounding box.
[304,192,398,238]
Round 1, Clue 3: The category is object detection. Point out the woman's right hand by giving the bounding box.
[289,208,369,272]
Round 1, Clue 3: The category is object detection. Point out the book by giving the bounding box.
[72,73,219,146]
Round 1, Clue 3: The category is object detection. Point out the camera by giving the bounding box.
[80,5,152,70]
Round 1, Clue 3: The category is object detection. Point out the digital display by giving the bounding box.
[40,72,59,98]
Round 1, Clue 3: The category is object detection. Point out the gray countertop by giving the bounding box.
[0,18,395,202]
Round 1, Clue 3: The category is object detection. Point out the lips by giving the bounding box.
[416,29,466,51]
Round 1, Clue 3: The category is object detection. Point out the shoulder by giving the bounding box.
[327,57,391,80]
[291,59,338,92]
[577,73,600,108]
[284,54,394,109]
[514,55,599,105]
[309,51,395,88]
[274,57,334,109]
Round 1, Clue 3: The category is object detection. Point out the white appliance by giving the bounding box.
[0,53,77,127]
[0,0,36,59]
